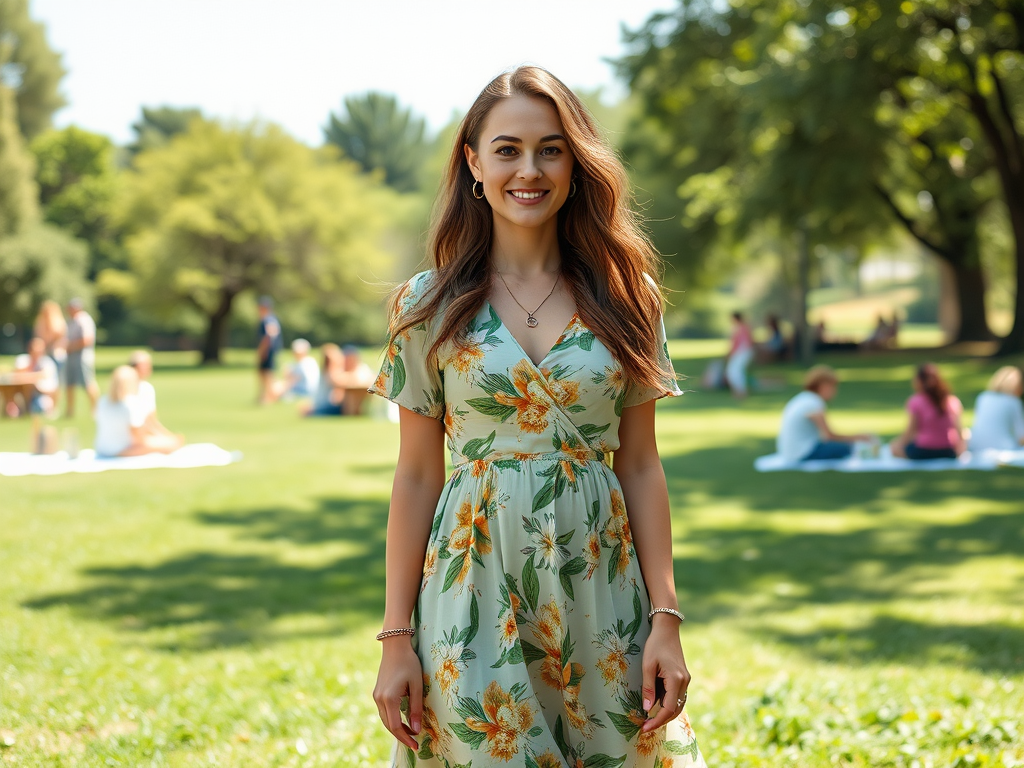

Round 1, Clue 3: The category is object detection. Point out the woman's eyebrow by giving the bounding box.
[489,133,567,144]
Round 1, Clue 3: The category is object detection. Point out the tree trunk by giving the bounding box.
[947,257,993,342]
[200,288,236,365]
[997,236,1024,355]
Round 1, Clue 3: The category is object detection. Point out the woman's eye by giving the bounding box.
[540,146,562,156]
[496,146,518,157]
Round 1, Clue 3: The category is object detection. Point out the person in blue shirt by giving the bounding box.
[256,295,283,405]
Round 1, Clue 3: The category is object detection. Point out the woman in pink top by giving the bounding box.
[726,311,754,398]
[891,363,966,460]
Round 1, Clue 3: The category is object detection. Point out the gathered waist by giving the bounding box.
[452,447,608,469]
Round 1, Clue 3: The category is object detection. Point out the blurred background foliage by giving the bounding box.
[0,0,1021,360]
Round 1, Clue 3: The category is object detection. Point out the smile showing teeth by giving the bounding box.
[509,190,547,200]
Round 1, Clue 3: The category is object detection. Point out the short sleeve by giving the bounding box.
[126,396,148,428]
[369,271,445,420]
[622,311,684,409]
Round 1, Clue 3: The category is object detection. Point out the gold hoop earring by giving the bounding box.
[570,179,578,198]
[472,180,484,199]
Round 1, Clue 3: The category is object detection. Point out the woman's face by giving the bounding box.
[464,95,575,231]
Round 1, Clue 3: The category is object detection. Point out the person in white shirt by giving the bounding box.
[15,337,60,448]
[777,365,874,462]
[94,366,183,458]
[275,338,320,401]
[128,350,183,443]
[64,298,100,418]
[970,366,1024,452]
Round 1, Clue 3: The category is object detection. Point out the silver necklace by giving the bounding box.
[497,271,560,328]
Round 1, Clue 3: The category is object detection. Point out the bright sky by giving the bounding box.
[32,0,675,146]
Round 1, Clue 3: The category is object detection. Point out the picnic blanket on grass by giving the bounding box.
[0,443,241,477]
[755,448,1024,473]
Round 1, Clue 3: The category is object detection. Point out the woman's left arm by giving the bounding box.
[614,399,690,733]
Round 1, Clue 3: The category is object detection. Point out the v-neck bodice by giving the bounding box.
[484,300,579,368]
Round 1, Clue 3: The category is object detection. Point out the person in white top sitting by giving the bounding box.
[15,337,60,448]
[275,338,320,401]
[94,365,184,458]
[777,365,875,462]
[127,350,182,444]
[970,366,1024,452]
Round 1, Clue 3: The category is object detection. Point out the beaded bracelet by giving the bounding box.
[648,607,685,624]
[376,627,416,641]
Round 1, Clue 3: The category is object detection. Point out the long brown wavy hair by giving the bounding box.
[387,66,671,392]
[916,363,953,414]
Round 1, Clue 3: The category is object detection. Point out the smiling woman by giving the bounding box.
[369,66,706,768]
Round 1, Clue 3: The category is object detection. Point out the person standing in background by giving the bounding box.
[725,311,754,398]
[256,296,282,405]
[64,298,99,418]
[33,300,67,411]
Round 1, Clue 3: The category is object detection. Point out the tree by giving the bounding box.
[324,92,427,192]
[114,118,400,364]
[0,0,65,140]
[126,106,203,157]
[31,125,120,274]
[0,223,90,325]
[620,0,1024,347]
[0,81,35,236]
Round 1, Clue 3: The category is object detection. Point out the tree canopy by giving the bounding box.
[323,92,427,192]
[126,106,203,158]
[621,0,1024,351]
[0,0,65,140]
[113,118,400,363]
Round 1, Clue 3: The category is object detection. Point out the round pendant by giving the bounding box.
[526,315,539,328]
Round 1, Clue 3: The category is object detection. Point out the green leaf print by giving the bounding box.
[579,422,610,441]
[462,434,497,462]
[389,354,407,399]
[492,458,522,471]
[521,639,546,665]
[664,740,700,758]
[491,641,524,668]
[607,543,622,584]
[465,396,517,422]
[456,592,479,646]
[523,554,540,611]
[442,551,469,593]
[558,556,587,601]
[625,585,643,642]
[532,476,557,513]
[449,721,486,749]
[528,726,544,738]
[584,754,627,768]
[606,710,641,741]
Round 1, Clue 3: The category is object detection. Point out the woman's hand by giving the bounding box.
[372,639,424,750]
[640,616,691,733]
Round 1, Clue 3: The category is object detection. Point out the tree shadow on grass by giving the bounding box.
[23,496,388,651]
[766,615,1024,673]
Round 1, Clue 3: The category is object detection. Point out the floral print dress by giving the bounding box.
[371,271,706,768]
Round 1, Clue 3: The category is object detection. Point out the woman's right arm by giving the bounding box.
[373,408,446,750]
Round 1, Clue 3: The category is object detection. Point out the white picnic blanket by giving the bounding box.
[754,447,1024,473]
[0,443,241,477]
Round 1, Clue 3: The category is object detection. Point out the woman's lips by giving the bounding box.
[507,189,550,205]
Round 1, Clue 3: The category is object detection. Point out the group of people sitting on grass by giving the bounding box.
[778,363,1024,463]
[267,338,375,417]
[93,351,185,458]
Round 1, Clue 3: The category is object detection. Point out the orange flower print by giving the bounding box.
[447,498,492,585]
[498,608,519,649]
[602,489,634,580]
[584,529,602,580]
[556,437,592,485]
[422,543,439,588]
[449,332,487,379]
[444,404,467,440]
[534,751,563,768]
[430,637,468,700]
[463,681,535,762]
[541,366,581,410]
[594,629,631,687]
[493,360,550,434]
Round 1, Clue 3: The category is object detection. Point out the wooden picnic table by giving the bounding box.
[0,371,44,417]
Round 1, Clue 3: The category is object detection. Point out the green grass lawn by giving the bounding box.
[1,344,1023,767]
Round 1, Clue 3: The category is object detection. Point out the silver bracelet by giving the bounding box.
[648,607,685,624]
[376,627,415,641]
